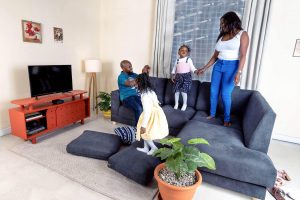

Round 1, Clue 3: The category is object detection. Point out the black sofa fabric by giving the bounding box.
[111,77,277,199]
[66,130,121,160]
[108,141,161,185]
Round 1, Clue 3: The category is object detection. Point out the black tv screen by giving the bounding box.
[28,65,73,97]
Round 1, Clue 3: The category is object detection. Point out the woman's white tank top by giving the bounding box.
[215,30,244,60]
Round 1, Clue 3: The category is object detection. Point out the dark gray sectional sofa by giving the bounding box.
[111,77,277,199]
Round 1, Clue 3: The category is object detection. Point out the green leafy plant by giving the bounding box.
[154,137,216,178]
[95,91,111,112]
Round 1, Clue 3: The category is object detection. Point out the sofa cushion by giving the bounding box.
[118,105,135,120]
[191,111,243,131]
[149,76,167,105]
[243,91,276,153]
[178,120,244,148]
[162,105,196,131]
[177,120,276,187]
[66,130,121,160]
[108,141,161,185]
[195,82,211,111]
[114,126,136,144]
[164,79,200,108]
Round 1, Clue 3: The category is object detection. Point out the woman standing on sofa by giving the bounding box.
[198,11,249,126]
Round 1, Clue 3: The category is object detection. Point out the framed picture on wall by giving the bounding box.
[293,39,300,57]
[53,27,63,43]
[21,20,42,43]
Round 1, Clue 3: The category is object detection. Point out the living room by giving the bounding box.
[0,0,299,200]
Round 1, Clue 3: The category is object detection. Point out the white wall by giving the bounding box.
[0,0,101,129]
[98,0,156,92]
[259,0,300,139]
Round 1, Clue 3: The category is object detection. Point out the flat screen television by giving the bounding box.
[28,65,73,97]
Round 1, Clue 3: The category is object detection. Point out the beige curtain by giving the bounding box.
[240,0,272,90]
[151,0,176,78]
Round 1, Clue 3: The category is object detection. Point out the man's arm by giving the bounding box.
[124,79,136,87]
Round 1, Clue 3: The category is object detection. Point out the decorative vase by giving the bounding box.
[102,110,111,118]
[154,163,202,200]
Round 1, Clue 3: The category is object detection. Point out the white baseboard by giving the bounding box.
[272,134,300,145]
[0,127,11,136]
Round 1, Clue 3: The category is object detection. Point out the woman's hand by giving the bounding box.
[171,74,176,83]
[234,73,241,85]
[140,127,146,134]
[196,67,206,75]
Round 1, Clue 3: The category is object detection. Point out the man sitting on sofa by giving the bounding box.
[117,60,150,126]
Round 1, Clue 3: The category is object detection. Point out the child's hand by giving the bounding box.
[171,74,175,83]
[142,65,151,74]
[140,127,146,134]
[196,68,206,75]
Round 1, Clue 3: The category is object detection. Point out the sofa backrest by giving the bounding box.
[149,77,168,105]
[243,91,276,153]
[164,79,200,108]
[195,82,211,112]
[196,82,252,116]
[218,88,253,116]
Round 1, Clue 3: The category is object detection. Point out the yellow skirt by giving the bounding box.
[136,107,169,141]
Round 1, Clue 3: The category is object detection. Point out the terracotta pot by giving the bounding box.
[102,110,111,118]
[154,163,202,200]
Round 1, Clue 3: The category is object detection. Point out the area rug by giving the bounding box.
[10,117,158,200]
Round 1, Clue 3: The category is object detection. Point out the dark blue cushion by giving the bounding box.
[66,130,121,160]
[177,120,276,187]
[149,76,167,105]
[114,126,136,144]
[108,141,161,185]
[162,105,196,130]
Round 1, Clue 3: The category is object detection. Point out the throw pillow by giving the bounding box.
[114,126,136,144]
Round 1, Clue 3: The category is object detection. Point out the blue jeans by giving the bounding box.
[122,95,143,126]
[210,59,239,122]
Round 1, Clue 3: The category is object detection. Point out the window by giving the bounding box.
[171,0,246,81]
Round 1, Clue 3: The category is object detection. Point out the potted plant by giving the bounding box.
[153,137,216,200]
[95,91,111,118]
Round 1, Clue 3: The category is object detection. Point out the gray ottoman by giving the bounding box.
[66,130,121,160]
[108,141,161,185]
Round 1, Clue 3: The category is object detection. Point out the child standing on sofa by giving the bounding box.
[171,44,198,111]
[135,73,169,155]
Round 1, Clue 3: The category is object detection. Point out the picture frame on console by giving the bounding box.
[21,20,42,43]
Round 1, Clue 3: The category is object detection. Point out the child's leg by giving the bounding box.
[181,92,187,111]
[136,140,149,153]
[174,92,180,109]
[145,140,158,155]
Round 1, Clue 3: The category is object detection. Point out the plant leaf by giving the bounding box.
[166,137,181,144]
[188,138,209,145]
[186,161,198,173]
[195,153,216,170]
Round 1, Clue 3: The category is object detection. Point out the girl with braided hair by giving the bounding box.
[135,73,169,155]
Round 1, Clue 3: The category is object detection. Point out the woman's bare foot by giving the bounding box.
[224,122,232,127]
[206,116,215,120]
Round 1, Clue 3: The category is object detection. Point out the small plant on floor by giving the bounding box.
[95,91,111,112]
[154,137,216,187]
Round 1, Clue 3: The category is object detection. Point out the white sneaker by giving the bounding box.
[147,147,158,155]
[181,104,187,111]
[136,147,149,154]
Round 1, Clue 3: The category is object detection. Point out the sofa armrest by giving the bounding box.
[111,90,120,115]
[243,91,276,153]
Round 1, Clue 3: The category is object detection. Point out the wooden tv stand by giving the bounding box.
[9,90,90,144]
